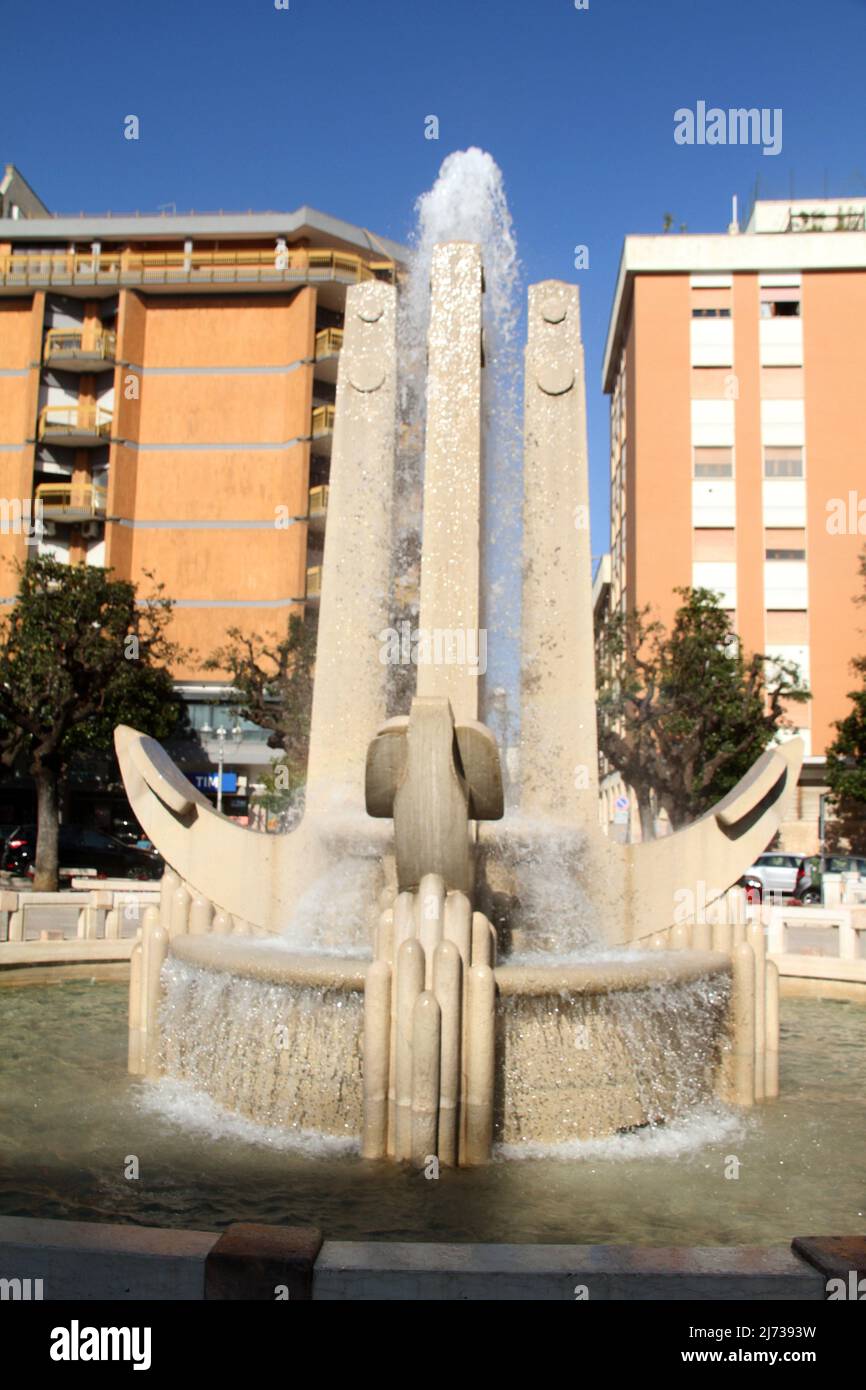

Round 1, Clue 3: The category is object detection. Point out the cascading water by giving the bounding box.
[390,148,523,752]
[156,958,362,1146]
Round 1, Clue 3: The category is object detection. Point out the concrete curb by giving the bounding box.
[0,1216,832,1301]
[205,1223,323,1300]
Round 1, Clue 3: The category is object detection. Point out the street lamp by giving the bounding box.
[215,726,227,813]
[201,721,243,813]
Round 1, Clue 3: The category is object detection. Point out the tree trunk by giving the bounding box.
[637,791,656,842]
[33,760,60,891]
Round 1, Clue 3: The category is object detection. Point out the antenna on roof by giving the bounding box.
[728,194,740,235]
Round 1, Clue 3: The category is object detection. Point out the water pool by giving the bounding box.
[0,981,863,1244]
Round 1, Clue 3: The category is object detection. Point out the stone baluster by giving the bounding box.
[189,894,213,936]
[128,940,143,1074]
[140,905,168,1080]
[394,938,424,1161]
[464,964,495,1164]
[747,920,767,1101]
[361,959,391,1159]
[416,873,445,988]
[433,939,462,1167]
[411,992,441,1166]
[765,958,780,1100]
[730,940,756,1107]
[170,883,191,938]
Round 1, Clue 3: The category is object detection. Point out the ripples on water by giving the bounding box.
[1,982,863,1243]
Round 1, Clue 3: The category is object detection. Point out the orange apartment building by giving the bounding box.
[600,197,866,852]
[0,167,406,820]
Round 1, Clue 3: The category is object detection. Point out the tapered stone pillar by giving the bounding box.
[305,280,397,809]
[416,242,483,725]
[520,281,598,818]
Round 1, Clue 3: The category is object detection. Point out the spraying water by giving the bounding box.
[390,149,523,742]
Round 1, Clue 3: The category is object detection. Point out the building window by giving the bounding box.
[764,528,806,563]
[764,446,803,478]
[760,288,801,318]
[692,307,731,318]
[760,300,800,318]
[694,528,736,562]
[694,446,733,478]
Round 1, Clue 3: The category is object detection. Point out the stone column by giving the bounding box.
[305,280,397,809]
[520,281,598,819]
[416,242,484,725]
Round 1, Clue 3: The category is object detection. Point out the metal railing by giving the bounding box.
[311,404,335,435]
[305,566,322,598]
[43,328,117,362]
[38,405,113,440]
[308,484,329,518]
[315,327,344,358]
[34,481,108,517]
[787,208,865,233]
[1,247,395,288]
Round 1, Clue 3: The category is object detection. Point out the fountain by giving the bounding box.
[115,173,802,1169]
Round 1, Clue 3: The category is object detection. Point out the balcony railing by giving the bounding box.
[305,566,322,599]
[43,328,117,365]
[38,405,113,441]
[1,247,396,290]
[311,404,335,435]
[34,481,108,519]
[314,327,343,359]
[308,484,329,528]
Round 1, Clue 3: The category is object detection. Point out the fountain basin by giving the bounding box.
[159,937,732,1147]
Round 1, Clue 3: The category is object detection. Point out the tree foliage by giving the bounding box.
[596,587,810,835]
[206,612,317,797]
[825,549,866,851]
[0,556,182,888]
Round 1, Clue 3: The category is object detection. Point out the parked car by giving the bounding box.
[741,852,804,901]
[737,873,764,904]
[1,824,163,881]
[794,854,866,906]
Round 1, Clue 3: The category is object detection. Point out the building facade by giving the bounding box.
[0,179,405,821]
[601,198,866,852]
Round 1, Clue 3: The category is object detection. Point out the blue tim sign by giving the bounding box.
[192,772,238,794]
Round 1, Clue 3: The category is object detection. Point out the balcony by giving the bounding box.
[310,404,335,458]
[38,404,112,447]
[305,566,322,601]
[313,327,343,384]
[307,484,329,532]
[1,247,396,295]
[43,328,117,373]
[35,481,108,521]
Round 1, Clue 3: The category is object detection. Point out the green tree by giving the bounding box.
[596,587,810,837]
[205,612,317,802]
[825,549,866,851]
[0,557,182,889]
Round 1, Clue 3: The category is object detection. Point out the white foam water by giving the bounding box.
[495,1104,747,1163]
[137,1076,359,1157]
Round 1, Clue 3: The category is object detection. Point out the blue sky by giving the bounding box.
[3,0,865,559]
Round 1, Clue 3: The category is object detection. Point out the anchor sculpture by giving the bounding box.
[116,240,801,1162]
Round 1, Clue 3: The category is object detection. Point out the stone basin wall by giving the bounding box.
[158,937,732,1148]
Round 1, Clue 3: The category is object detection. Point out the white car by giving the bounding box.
[743,852,804,900]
